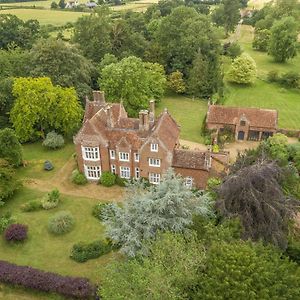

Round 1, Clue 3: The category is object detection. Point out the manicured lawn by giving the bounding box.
[158,95,208,143]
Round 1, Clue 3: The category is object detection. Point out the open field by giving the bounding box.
[247,0,272,9]
[0,0,52,8]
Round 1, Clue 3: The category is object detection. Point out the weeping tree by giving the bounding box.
[102,169,212,257]
[216,161,298,250]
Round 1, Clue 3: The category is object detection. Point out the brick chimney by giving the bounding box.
[93,91,105,104]
[139,110,150,131]
[107,106,113,128]
[149,100,155,123]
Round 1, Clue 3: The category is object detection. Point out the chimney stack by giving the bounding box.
[93,91,105,104]
[149,100,155,123]
[107,106,113,128]
[139,110,150,131]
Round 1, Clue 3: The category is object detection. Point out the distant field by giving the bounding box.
[0,0,52,8]
[247,0,272,9]
[0,8,89,25]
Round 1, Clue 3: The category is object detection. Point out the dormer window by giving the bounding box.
[240,120,246,126]
[151,143,158,152]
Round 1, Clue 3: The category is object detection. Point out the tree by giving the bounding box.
[58,0,65,9]
[0,128,22,167]
[51,1,58,9]
[228,53,257,84]
[103,169,212,257]
[195,241,300,299]
[252,29,270,52]
[168,71,186,94]
[10,77,83,142]
[29,38,95,102]
[216,161,297,249]
[268,17,298,63]
[100,233,204,300]
[99,56,166,117]
[0,14,41,50]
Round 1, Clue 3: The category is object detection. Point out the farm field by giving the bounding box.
[0,0,52,8]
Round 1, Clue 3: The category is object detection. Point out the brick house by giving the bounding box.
[206,104,278,141]
[74,91,228,189]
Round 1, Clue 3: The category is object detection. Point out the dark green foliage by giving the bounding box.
[0,211,15,233]
[44,160,54,171]
[51,1,58,9]
[279,71,300,89]
[92,203,115,221]
[115,175,127,187]
[71,169,88,185]
[223,42,242,59]
[70,240,112,263]
[100,171,116,187]
[21,200,43,212]
[0,128,23,166]
[42,131,64,149]
[252,29,270,52]
[48,211,75,235]
[267,70,279,83]
[218,125,235,146]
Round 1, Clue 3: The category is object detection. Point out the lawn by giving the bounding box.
[158,94,208,143]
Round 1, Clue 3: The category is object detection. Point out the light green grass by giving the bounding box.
[0,187,113,283]
[1,0,52,8]
[158,95,207,143]
[0,9,89,25]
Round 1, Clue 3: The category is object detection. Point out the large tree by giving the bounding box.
[10,77,83,142]
[268,16,298,63]
[103,169,212,257]
[99,56,166,117]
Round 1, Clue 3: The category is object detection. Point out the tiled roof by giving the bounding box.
[207,105,278,129]
[172,149,208,170]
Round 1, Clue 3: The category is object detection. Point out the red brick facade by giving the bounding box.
[74,91,228,189]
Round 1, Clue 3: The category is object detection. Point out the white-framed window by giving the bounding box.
[135,167,140,179]
[205,156,212,168]
[185,176,193,188]
[149,158,161,167]
[149,173,160,184]
[119,152,129,162]
[151,143,158,152]
[111,164,116,174]
[110,150,116,159]
[82,146,100,161]
[84,165,101,180]
[134,153,140,162]
[120,166,130,179]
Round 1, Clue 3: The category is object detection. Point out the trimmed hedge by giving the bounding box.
[0,260,96,299]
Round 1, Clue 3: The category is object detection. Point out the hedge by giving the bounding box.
[0,260,96,299]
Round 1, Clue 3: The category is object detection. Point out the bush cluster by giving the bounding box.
[48,211,75,235]
[267,70,300,88]
[0,212,15,233]
[100,171,116,187]
[115,175,127,187]
[21,200,42,212]
[92,203,116,221]
[71,169,88,185]
[42,131,65,149]
[41,188,60,210]
[70,240,112,263]
[4,224,28,242]
[0,260,96,299]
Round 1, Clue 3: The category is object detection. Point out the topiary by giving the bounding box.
[21,199,43,212]
[48,211,75,235]
[42,131,65,149]
[100,172,116,187]
[4,223,28,242]
[44,160,54,171]
[71,169,88,185]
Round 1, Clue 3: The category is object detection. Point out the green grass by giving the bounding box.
[158,94,207,143]
[0,187,113,283]
[1,0,52,8]
[0,9,89,25]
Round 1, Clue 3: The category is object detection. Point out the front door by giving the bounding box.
[238,131,245,140]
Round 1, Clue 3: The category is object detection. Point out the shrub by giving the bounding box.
[227,42,242,59]
[267,70,279,83]
[279,71,300,89]
[71,169,88,185]
[21,200,42,212]
[42,188,60,210]
[4,224,28,242]
[0,260,96,299]
[100,172,116,187]
[48,211,75,235]
[92,203,116,221]
[42,131,64,149]
[44,160,54,171]
[115,175,127,187]
[70,240,112,263]
[0,212,15,233]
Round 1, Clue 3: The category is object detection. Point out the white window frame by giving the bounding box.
[120,166,130,179]
[110,150,116,160]
[185,176,193,188]
[135,167,140,179]
[151,143,158,152]
[149,158,161,167]
[111,164,116,174]
[119,152,130,162]
[84,165,101,180]
[149,173,160,184]
[134,153,140,162]
[82,146,100,161]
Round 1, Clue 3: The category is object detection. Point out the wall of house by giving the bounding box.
[173,167,209,190]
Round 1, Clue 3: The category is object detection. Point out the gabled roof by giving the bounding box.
[172,149,208,170]
[206,105,278,129]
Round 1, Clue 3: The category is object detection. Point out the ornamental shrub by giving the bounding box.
[0,212,16,233]
[48,211,75,235]
[92,203,116,221]
[4,224,28,242]
[115,175,127,187]
[279,71,300,89]
[70,240,111,263]
[0,260,96,299]
[21,200,42,212]
[41,188,60,210]
[71,169,88,185]
[42,131,65,149]
[267,70,279,83]
[100,172,116,187]
[44,160,53,171]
